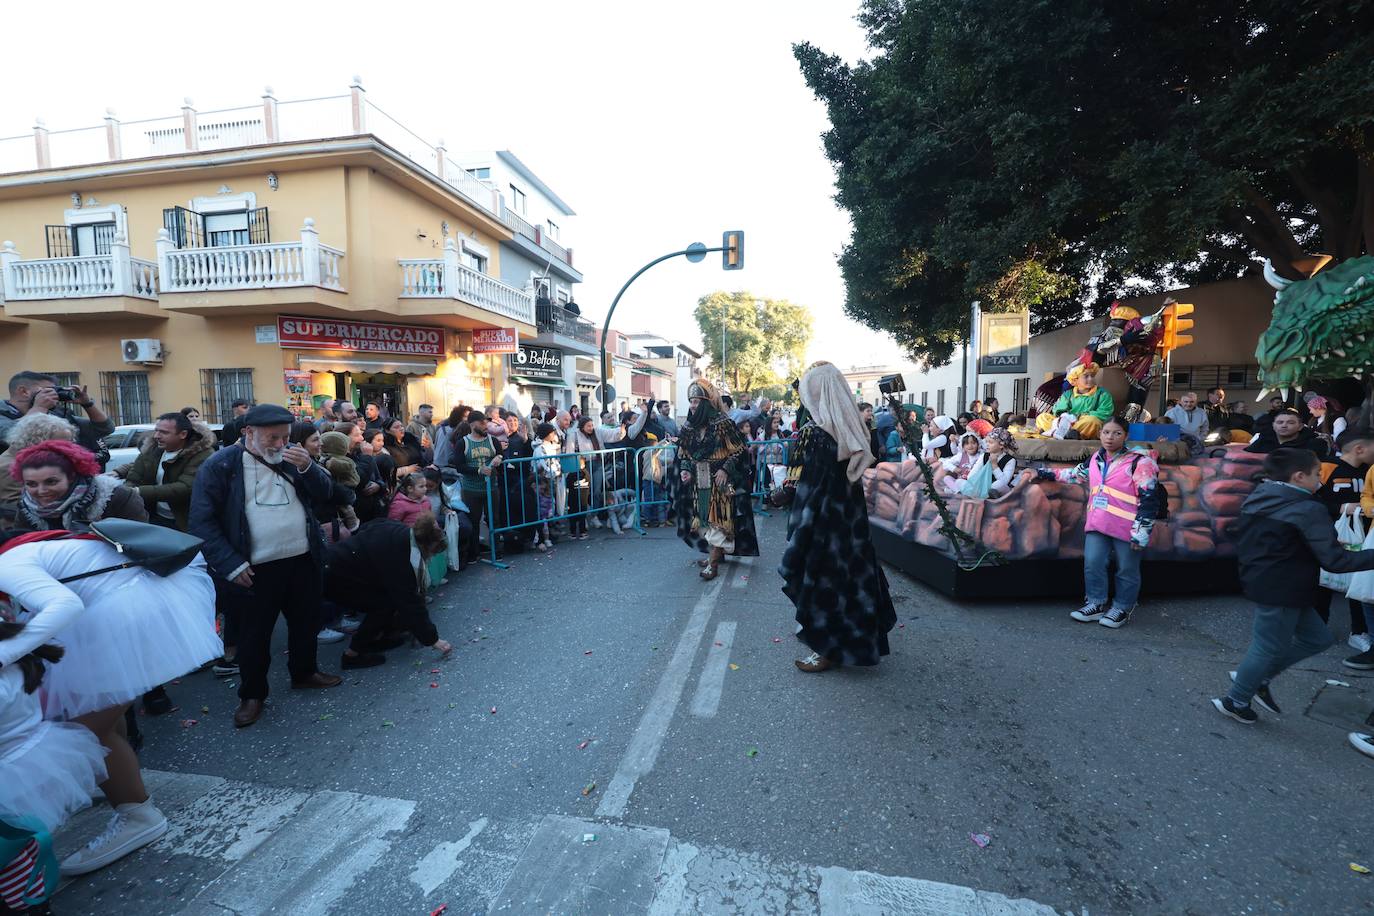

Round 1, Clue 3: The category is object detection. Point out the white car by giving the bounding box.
[102,421,223,471]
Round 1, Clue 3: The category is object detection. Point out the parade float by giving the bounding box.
[865,257,1374,598]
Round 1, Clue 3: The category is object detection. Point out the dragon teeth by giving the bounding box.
[1335,348,1347,357]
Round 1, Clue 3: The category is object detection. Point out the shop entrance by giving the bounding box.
[352,373,407,423]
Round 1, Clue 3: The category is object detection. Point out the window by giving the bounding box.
[983,381,997,402]
[99,372,152,425]
[546,219,560,240]
[936,390,946,415]
[920,391,929,409]
[467,167,491,180]
[162,205,268,249]
[45,222,116,258]
[1013,378,1030,413]
[555,287,572,305]
[509,185,527,215]
[460,250,487,273]
[200,369,254,423]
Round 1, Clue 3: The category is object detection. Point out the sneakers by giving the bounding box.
[1211,696,1258,724]
[1350,732,1374,760]
[59,799,168,876]
[1099,606,1133,629]
[1349,632,1373,653]
[1229,671,1281,715]
[588,517,603,529]
[1070,602,1105,622]
[211,657,239,677]
[317,627,347,644]
[337,615,364,635]
[1343,648,1374,670]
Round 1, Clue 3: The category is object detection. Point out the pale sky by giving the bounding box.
[0,0,909,373]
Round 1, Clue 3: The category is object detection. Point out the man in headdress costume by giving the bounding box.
[675,378,759,580]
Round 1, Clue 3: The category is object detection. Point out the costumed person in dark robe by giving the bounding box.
[780,362,897,672]
[675,378,759,581]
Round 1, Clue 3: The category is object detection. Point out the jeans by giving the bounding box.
[1083,531,1141,610]
[234,554,324,701]
[641,480,666,524]
[1228,604,1334,705]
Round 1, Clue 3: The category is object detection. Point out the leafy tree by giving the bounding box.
[694,292,813,394]
[795,0,1374,365]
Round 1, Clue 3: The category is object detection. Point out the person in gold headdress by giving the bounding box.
[1034,362,1115,439]
[675,378,759,580]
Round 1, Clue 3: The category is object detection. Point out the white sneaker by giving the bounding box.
[317,627,347,644]
[1350,732,1374,759]
[588,517,604,529]
[1348,633,1373,653]
[60,799,168,876]
[338,615,363,634]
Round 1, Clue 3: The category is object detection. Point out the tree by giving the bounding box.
[694,292,813,394]
[795,0,1374,365]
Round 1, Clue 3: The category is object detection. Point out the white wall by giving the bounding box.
[457,152,574,245]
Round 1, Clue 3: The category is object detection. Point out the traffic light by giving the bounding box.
[722,230,744,270]
[1161,302,1195,351]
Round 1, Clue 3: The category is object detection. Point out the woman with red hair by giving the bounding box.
[11,440,146,532]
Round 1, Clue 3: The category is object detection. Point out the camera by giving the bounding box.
[877,374,906,396]
[54,386,81,403]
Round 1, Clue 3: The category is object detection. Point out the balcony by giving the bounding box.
[500,204,574,269]
[398,239,535,326]
[0,235,162,320]
[536,300,595,343]
[156,218,348,316]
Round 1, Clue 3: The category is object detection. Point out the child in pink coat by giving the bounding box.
[387,473,431,527]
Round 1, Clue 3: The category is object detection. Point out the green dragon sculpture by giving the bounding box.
[1255,255,1374,408]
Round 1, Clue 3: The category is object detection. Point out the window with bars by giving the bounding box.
[983,381,997,402]
[162,206,269,249]
[45,223,116,258]
[199,369,255,423]
[1013,378,1030,413]
[1171,364,1262,390]
[99,372,152,425]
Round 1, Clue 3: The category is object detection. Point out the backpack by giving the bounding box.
[1127,453,1169,520]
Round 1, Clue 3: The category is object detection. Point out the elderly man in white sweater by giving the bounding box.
[1165,391,1210,440]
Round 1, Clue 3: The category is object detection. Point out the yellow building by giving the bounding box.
[0,83,538,425]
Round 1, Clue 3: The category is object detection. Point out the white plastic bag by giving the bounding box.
[444,508,463,570]
[1341,514,1374,602]
[1320,513,1363,591]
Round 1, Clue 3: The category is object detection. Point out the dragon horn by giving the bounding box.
[1255,388,1271,403]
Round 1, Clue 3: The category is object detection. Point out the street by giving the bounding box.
[51,514,1373,915]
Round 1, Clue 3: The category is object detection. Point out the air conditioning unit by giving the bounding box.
[121,338,163,365]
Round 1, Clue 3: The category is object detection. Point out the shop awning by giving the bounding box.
[510,376,569,389]
[298,358,438,375]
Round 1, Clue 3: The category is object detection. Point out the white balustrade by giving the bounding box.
[0,237,158,301]
[397,240,535,324]
[156,218,344,293]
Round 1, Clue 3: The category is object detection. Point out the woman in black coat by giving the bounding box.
[382,418,425,478]
[326,517,453,669]
[497,415,538,552]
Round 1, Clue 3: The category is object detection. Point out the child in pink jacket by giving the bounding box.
[387,473,431,527]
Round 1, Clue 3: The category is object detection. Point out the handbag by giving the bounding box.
[57,519,203,584]
[1320,513,1364,592]
[0,816,57,910]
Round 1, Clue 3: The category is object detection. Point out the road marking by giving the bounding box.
[596,579,724,818]
[817,865,1060,915]
[409,816,488,896]
[731,554,755,589]
[689,620,736,718]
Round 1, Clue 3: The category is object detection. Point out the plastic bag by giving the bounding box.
[444,508,463,570]
[960,455,995,499]
[1320,513,1364,591]
[1342,515,1374,602]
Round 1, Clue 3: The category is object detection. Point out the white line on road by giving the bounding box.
[409,816,488,896]
[596,579,724,818]
[689,621,737,718]
[730,555,755,589]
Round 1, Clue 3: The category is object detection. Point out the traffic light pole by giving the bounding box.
[598,245,726,413]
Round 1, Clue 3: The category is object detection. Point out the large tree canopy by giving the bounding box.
[796,0,1374,364]
[694,292,812,394]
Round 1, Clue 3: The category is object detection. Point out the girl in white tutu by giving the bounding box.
[0,621,108,834]
[0,519,219,876]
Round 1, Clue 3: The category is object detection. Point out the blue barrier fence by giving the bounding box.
[478,437,798,567]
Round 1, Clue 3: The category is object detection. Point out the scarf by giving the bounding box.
[19,478,98,531]
[799,362,875,483]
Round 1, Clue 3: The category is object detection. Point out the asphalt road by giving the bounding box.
[49,512,1374,915]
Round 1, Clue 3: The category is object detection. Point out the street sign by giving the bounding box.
[685,242,707,263]
[595,383,617,405]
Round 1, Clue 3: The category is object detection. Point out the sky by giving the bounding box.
[0,0,909,373]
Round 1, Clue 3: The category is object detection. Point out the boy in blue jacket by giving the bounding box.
[1214,448,1374,723]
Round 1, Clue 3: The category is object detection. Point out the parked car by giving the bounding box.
[102,421,223,471]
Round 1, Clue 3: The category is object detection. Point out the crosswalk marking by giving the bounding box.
[409,816,488,896]
[730,554,755,588]
[689,620,737,718]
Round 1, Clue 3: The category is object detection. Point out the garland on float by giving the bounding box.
[886,396,1005,569]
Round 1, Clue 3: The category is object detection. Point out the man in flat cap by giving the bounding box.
[190,403,343,728]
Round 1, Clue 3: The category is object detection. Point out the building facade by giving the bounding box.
[0,84,586,426]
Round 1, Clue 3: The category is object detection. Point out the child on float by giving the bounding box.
[1020,415,1162,628]
[956,428,1020,498]
[934,433,982,493]
[922,415,958,461]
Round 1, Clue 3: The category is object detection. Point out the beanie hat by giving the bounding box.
[319,431,351,459]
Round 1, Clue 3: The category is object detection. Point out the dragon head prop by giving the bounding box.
[1256,255,1374,398]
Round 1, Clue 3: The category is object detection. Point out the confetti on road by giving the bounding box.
[1326,679,1352,687]
[584,650,593,655]
[430,905,448,916]
[447,703,456,709]
[490,707,498,715]
[971,833,991,848]
[577,740,589,750]
[581,781,597,796]
[729,663,740,671]
[381,720,395,728]
[317,714,334,721]
[430,682,439,688]
[581,833,597,844]
[180,719,198,729]
[1353,863,1371,875]
[200,706,210,714]
[771,637,782,643]
[746,747,758,758]
[430,668,440,673]
[714,641,724,647]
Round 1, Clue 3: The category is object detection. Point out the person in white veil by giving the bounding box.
[779,362,897,672]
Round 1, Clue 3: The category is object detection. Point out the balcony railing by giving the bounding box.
[535,301,595,343]
[500,204,574,268]
[156,218,343,293]
[0,235,157,300]
[399,240,535,325]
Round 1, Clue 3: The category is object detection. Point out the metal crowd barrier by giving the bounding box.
[478,437,799,566]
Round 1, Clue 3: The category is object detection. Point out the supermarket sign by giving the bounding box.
[472,327,519,355]
[276,315,445,357]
